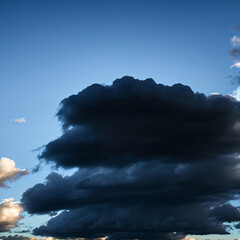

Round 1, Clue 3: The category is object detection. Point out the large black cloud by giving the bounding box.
[22,160,240,214]
[22,161,239,237]
[32,204,227,238]
[39,76,240,168]
[23,77,240,239]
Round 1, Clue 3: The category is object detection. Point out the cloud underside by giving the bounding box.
[22,77,240,239]
[0,158,29,188]
[0,199,23,232]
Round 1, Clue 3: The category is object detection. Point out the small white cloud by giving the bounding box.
[0,198,23,232]
[0,157,29,188]
[13,118,26,123]
[230,62,240,68]
[231,36,240,46]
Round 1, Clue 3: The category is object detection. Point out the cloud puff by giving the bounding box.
[13,118,26,124]
[0,157,29,188]
[0,199,23,232]
[23,77,240,239]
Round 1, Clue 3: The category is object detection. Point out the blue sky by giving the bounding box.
[1,1,240,240]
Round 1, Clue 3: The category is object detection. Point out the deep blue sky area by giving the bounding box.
[1,1,240,240]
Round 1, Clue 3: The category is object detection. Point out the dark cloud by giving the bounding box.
[0,235,104,240]
[22,159,240,214]
[22,77,240,239]
[31,163,42,174]
[106,232,186,240]
[0,236,30,240]
[39,76,240,168]
[22,160,239,237]
[17,230,30,233]
[209,204,240,222]
[33,204,226,238]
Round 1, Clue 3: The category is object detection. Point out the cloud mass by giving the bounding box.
[21,77,240,239]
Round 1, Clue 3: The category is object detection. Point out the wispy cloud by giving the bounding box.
[13,118,26,123]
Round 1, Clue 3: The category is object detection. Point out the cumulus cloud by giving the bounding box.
[32,204,226,238]
[0,158,29,188]
[0,199,23,232]
[23,77,240,239]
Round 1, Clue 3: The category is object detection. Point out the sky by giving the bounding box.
[1,0,240,240]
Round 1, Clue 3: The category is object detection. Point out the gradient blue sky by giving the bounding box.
[1,0,240,239]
